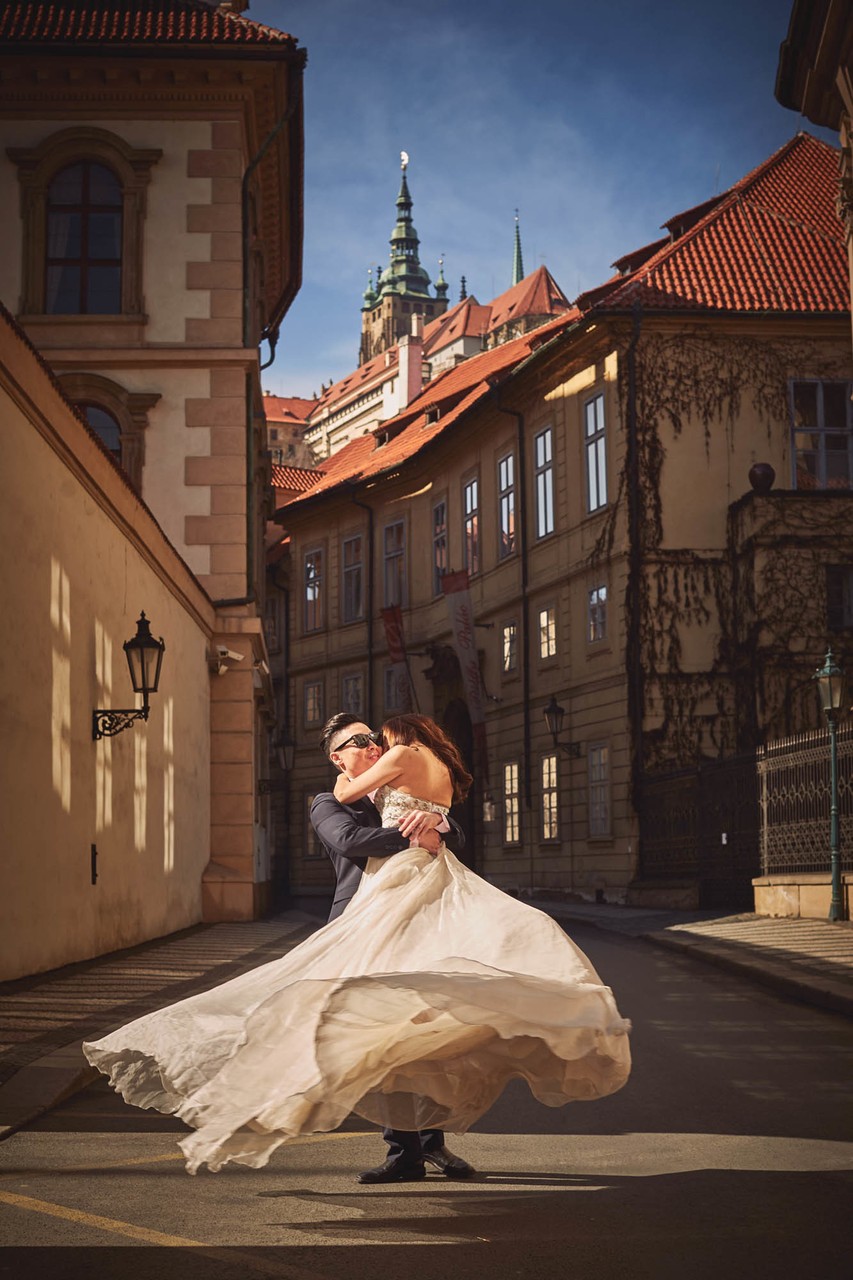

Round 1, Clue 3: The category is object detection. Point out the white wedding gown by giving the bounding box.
[84,787,631,1174]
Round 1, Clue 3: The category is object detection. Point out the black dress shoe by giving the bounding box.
[422,1146,477,1178]
[357,1158,427,1184]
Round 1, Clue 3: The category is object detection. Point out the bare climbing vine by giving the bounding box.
[588,323,852,773]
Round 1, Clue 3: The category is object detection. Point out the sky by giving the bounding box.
[250,0,837,400]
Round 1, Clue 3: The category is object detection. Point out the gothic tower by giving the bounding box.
[359,154,449,365]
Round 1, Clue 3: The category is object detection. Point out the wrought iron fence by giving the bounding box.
[756,723,853,875]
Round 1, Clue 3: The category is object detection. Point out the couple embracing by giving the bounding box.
[85,711,631,1179]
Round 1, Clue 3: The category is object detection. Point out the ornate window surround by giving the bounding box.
[7,127,162,322]
[58,371,160,493]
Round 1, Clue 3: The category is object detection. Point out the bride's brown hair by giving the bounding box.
[382,714,473,803]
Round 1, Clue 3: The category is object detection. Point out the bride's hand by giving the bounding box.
[398,810,441,841]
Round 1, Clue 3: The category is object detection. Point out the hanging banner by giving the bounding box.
[441,570,488,779]
[380,605,417,712]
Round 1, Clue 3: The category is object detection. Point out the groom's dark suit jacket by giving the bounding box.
[309,793,464,922]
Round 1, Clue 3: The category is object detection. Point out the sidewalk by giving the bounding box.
[539,899,853,1020]
[0,911,321,1139]
[1,900,851,1141]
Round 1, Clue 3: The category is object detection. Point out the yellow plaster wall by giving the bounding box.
[0,326,214,981]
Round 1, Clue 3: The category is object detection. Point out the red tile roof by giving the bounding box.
[279,310,581,513]
[271,463,324,490]
[423,296,493,351]
[0,1,297,47]
[264,395,314,424]
[487,265,571,331]
[593,133,847,315]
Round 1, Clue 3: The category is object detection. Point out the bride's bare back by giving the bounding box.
[380,744,453,809]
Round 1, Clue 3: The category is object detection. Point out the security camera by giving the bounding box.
[217,646,244,663]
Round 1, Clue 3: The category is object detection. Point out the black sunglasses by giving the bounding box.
[334,731,382,752]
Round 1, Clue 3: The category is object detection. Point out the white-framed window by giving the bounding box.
[384,663,409,712]
[538,605,556,659]
[588,585,607,643]
[541,753,559,840]
[588,743,610,837]
[342,534,363,623]
[383,520,406,607]
[791,379,853,490]
[463,475,480,575]
[433,499,447,596]
[502,620,518,674]
[498,452,516,558]
[304,680,323,727]
[585,393,607,512]
[341,672,363,715]
[534,427,554,537]
[304,548,324,632]
[503,761,520,844]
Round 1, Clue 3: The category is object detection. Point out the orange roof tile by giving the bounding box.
[487,266,571,331]
[0,1,297,46]
[264,395,314,424]
[271,463,324,490]
[593,134,847,315]
[279,310,580,515]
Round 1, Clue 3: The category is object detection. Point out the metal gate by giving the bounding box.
[640,755,759,908]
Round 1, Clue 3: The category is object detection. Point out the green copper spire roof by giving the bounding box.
[374,152,434,302]
[512,211,524,286]
[361,266,378,311]
[435,255,449,299]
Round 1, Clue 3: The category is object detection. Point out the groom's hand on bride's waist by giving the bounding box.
[398,809,443,856]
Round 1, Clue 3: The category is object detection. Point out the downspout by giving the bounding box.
[348,488,376,723]
[625,305,644,824]
[212,73,302,610]
[493,394,532,814]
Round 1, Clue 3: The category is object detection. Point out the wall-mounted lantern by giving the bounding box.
[543,695,582,758]
[92,612,165,740]
[259,729,296,794]
[813,647,846,922]
[482,793,497,823]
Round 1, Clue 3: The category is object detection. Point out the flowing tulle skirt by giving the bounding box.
[84,848,631,1173]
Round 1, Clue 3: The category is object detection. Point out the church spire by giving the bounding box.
[512,210,524,285]
[435,255,449,301]
[374,151,433,302]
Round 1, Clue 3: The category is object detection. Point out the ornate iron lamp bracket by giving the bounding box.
[92,706,150,740]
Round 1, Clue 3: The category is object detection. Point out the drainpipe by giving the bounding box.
[347,488,376,723]
[213,67,302,610]
[493,394,532,813]
[625,305,644,812]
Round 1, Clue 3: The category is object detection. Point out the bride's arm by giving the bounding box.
[332,744,409,803]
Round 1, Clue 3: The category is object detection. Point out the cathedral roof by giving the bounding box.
[0,1,298,49]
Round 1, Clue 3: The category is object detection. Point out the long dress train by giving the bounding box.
[83,787,631,1173]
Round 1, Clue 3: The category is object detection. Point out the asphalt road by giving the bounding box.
[1,924,852,1280]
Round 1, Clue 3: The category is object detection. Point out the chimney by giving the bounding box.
[397,314,424,408]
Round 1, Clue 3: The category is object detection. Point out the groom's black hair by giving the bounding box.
[320,711,365,758]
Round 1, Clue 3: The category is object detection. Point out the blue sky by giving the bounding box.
[251,0,836,399]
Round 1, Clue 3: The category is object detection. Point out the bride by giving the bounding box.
[84,714,631,1175]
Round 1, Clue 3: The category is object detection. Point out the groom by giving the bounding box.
[310,711,476,1185]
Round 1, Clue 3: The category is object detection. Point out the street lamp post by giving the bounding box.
[814,648,846,923]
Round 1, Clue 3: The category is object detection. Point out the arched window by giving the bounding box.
[8,128,161,324]
[80,403,122,460]
[46,163,123,315]
[58,372,160,493]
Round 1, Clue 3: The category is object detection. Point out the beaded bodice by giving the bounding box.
[373,785,449,830]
